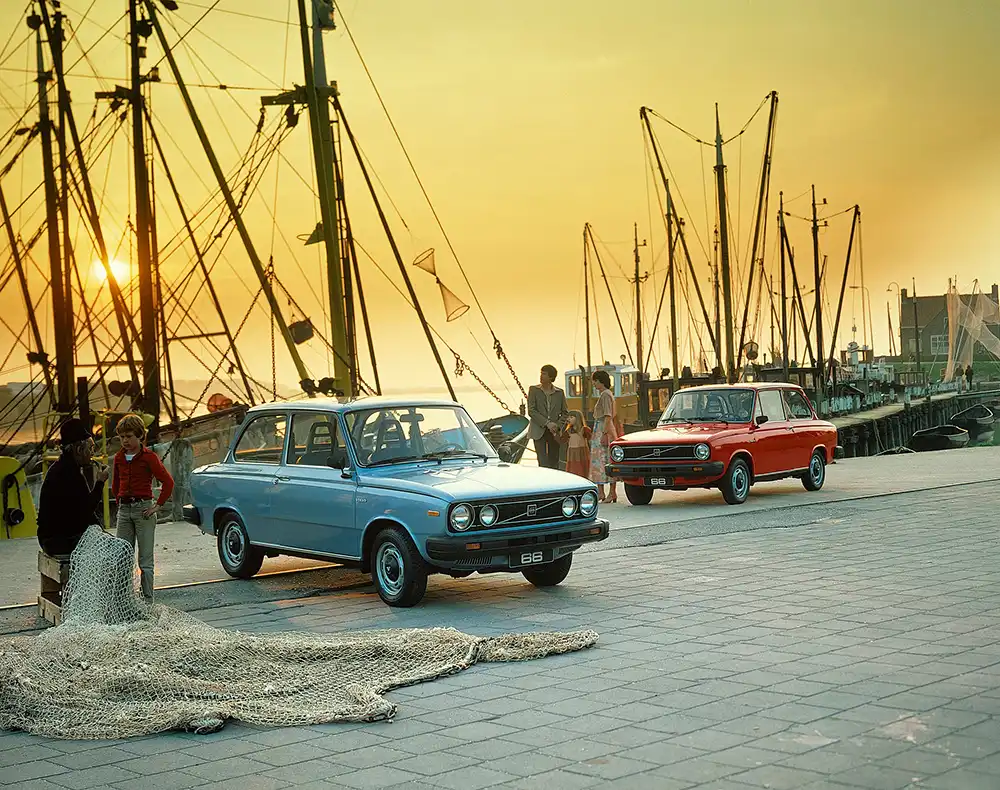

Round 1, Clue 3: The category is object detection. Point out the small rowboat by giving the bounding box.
[949,404,995,436]
[908,424,970,452]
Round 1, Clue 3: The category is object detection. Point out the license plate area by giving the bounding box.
[510,548,554,567]
[646,476,674,487]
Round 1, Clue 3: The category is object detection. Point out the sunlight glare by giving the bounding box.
[91,259,130,284]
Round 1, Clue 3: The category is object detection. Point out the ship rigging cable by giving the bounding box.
[338,11,526,399]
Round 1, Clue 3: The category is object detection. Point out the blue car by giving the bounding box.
[183,398,610,606]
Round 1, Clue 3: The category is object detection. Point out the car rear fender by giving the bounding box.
[361,517,418,573]
[729,450,755,482]
[212,505,247,537]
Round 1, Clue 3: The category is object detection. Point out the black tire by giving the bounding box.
[720,457,751,505]
[803,450,826,491]
[371,527,428,607]
[216,513,265,579]
[624,484,654,506]
[522,553,573,587]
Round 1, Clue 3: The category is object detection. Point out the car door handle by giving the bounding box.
[275,475,291,482]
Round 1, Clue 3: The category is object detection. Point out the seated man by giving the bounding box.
[36,418,109,558]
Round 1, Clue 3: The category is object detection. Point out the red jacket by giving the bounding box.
[111,447,174,506]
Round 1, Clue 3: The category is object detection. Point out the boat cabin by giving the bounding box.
[564,363,640,426]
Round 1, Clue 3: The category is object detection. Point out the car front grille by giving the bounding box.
[619,444,697,462]
[458,492,593,532]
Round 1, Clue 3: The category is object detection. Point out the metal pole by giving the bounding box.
[714,106,736,382]
[736,90,778,370]
[34,22,72,412]
[811,185,825,400]
[298,0,350,394]
[583,224,590,418]
[666,186,678,391]
[129,0,160,431]
[634,222,642,374]
[144,0,314,391]
[912,279,922,376]
[827,206,860,366]
[779,197,788,380]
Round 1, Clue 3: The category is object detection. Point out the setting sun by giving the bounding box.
[91,258,130,284]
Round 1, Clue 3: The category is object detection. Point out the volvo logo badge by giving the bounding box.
[527,504,538,516]
[653,448,662,456]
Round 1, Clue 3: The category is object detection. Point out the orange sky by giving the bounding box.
[0,0,998,411]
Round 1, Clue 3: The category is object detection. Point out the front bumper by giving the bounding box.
[605,461,725,480]
[182,504,201,526]
[833,445,845,461]
[425,518,609,566]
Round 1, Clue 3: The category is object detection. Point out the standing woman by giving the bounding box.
[588,369,619,503]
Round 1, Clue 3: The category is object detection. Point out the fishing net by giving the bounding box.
[0,527,598,740]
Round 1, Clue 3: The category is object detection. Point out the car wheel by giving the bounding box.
[624,484,654,506]
[720,457,751,505]
[217,513,265,579]
[522,554,573,587]
[803,450,826,491]
[372,527,428,607]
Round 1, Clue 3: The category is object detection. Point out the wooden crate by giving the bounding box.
[38,551,70,626]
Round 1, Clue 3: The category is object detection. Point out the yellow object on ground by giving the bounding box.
[0,456,38,539]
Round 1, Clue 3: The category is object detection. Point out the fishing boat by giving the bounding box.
[949,404,995,436]
[908,425,970,452]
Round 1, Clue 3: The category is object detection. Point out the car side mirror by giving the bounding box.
[326,450,348,470]
[755,415,769,426]
[649,419,657,427]
[3,507,24,527]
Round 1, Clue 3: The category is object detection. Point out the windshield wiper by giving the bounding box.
[422,449,489,462]
[367,455,422,467]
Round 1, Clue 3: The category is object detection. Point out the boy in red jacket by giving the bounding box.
[112,414,174,600]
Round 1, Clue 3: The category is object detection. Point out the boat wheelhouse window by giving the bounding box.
[566,373,584,398]
[619,373,637,395]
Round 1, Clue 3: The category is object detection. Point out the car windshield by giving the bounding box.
[344,404,498,467]
[659,388,755,425]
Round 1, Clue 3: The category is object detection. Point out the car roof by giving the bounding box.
[245,395,462,416]
[676,382,803,393]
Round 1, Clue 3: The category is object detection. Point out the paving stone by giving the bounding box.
[831,763,924,789]
[46,765,140,789]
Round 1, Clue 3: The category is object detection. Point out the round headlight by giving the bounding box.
[579,490,598,516]
[694,443,711,460]
[610,445,624,462]
[561,496,577,518]
[450,503,473,531]
[479,504,498,527]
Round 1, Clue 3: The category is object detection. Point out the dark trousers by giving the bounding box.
[534,432,561,469]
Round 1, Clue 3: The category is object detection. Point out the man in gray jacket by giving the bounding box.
[527,364,567,469]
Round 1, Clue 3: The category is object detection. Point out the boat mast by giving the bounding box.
[583,224,591,417]
[297,0,351,396]
[129,0,160,430]
[779,194,788,379]
[32,12,74,413]
[713,226,721,372]
[714,106,736,383]
[736,91,778,372]
[632,223,647,373]
[666,186,678,391]
[810,185,825,403]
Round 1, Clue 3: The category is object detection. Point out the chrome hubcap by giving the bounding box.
[733,466,748,498]
[376,544,405,597]
[223,523,245,566]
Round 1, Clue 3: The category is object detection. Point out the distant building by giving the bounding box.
[899,283,1000,362]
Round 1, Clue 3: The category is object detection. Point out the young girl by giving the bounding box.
[564,411,592,478]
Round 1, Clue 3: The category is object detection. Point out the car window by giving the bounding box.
[783,390,814,420]
[233,414,287,464]
[659,388,755,424]
[345,404,497,466]
[289,413,347,467]
[758,390,787,422]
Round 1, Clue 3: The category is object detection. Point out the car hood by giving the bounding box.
[362,461,592,502]
[619,423,749,443]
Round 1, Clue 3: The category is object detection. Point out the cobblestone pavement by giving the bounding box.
[2,480,999,789]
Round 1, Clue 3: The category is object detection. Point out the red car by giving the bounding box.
[606,383,844,506]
